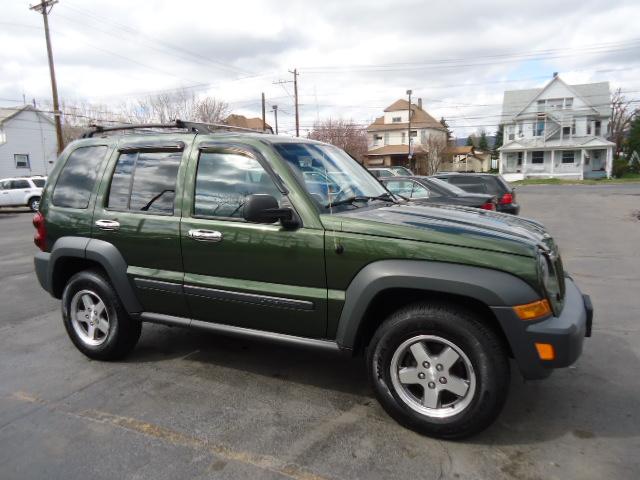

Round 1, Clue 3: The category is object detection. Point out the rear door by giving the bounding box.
[92,136,194,317]
[9,179,31,205]
[0,180,11,206]
[179,141,327,338]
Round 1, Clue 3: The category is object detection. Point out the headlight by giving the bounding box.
[538,252,550,288]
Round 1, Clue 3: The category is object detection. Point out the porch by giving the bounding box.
[500,147,612,180]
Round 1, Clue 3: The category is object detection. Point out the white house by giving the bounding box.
[498,75,615,180]
[0,105,58,178]
[365,98,447,174]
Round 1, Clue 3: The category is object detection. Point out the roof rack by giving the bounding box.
[81,119,268,138]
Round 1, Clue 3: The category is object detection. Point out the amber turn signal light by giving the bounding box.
[513,299,551,321]
[535,343,555,360]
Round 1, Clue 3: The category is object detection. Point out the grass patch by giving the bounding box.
[513,174,640,186]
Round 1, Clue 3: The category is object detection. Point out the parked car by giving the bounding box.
[433,173,520,215]
[381,176,497,210]
[369,166,414,178]
[0,176,44,211]
[33,121,592,439]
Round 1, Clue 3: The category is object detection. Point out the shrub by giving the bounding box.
[612,158,629,178]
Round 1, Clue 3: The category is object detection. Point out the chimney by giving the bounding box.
[553,72,558,78]
[417,98,422,110]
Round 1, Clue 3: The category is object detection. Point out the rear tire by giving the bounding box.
[367,302,510,439]
[62,269,141,360]
[28,196,40,212]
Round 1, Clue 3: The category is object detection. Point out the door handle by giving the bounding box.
[188,229,223,242]
[95,219,120,231]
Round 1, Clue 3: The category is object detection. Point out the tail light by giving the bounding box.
[481,201,495,211]
[33,212,47,251]
[499,192,513,205]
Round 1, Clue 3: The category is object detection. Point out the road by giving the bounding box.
[0,183,639,479]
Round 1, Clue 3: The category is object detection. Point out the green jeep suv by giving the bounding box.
[33,121,593,439]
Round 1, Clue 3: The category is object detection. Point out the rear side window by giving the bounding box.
[107,151,182,215]
[52,146,108,209]
[31,178,46,188]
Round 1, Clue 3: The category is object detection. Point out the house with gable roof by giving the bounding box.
[498,74,615,180]
[364,98,447,173]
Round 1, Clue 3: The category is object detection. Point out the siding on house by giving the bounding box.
[0,107,58,178]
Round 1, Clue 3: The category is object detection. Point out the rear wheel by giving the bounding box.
[28,196,40,212]
[367,302,510,439]
[62,269,141,360]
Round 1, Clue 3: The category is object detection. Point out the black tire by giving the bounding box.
[28,196,40,212]
[367,302,510,439]
[61,269,141,360]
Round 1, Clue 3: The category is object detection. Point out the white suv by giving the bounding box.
[0,177,45,211]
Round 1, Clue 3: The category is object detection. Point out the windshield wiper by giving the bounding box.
[325,193,396,208]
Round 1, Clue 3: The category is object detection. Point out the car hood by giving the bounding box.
[322,202,551,257]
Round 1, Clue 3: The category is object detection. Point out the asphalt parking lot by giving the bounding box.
[0,183,639,480]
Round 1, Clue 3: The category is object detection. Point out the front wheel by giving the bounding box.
[367,302,510,439]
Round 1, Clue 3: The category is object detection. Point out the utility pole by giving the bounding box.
[289,69,299,137]
[272,105,279,135]
[261,92,266,132]
[273,68,300,136]
[30,0,64,154]
[406,89,413,169]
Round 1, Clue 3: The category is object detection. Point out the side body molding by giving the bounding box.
[44,236,143,313]
[334,260,541,350]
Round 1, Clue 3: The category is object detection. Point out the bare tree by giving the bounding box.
[419,134,449,175]
[610,88,639,156]
[308,118,368,161]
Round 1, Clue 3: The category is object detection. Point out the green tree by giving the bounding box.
[478,131,489,151]
[625,116,640,170]
[466,135,474,147]
[493,124,504,151]
[440,117,452,141]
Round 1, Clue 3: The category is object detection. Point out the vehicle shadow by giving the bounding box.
[128,325,640,442]
[128,323,370,398]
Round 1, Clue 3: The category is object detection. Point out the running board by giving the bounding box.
[140,312,343,353]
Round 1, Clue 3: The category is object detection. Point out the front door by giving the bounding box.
[92,136,194,317]
[180,142,327,338]
[0,180,11,206]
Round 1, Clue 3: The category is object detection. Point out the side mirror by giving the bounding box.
[243,194,294,225]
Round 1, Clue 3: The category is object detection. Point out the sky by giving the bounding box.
[1,0,639,139]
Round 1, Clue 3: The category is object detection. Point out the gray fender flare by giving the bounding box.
[48,237,142,313]
[335,260,540,350]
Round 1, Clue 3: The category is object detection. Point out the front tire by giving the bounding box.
[367,302,510,439]
[62,269,141,360]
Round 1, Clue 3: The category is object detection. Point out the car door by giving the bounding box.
[91,136,194,318]
[180,141,327,338]
[0,180,10,206]
[9,179,31,205]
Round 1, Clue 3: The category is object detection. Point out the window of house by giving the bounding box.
[52,146,108,209]
[14,154,30,169]
[532,151,544,164]
[383,132,389,145]
[507,125,515,141]
[562,151,575,163]
[587,120,592,135]
[401,132,406,143]
[194,152,282,219]
[517,152,523,165]
[547,98,563,110]
[572,119,576,135]
[537,100,545,112]
[373,134,382,144]
[563,126,571,136]
[392,117,401,123]
[594,120,601,136]
[534,119,545,137]
[565,98,573,108]
[410,130,417,137]
[0,129,6,144]
[517,123,523,137]
[107,150,182,215]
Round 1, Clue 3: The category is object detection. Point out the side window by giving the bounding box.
[385,180,412,197]
[107,151,181,214]
[11,179,30,189]
[52,146,108,209]
[194,152,282,219]
[410,182,430,198]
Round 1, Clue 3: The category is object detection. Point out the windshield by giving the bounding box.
[274,143,389,211]
[427,177,468,195]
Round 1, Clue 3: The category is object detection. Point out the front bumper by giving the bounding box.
[492,277,592,379]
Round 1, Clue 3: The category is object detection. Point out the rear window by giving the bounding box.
[31,178,46,188]
[449,175,507,195]
[107,150,182,215]
[52,146,108,209]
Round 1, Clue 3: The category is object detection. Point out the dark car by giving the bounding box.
[33,120,591,439]
[381,176,497,211]
[433,173,520,215]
